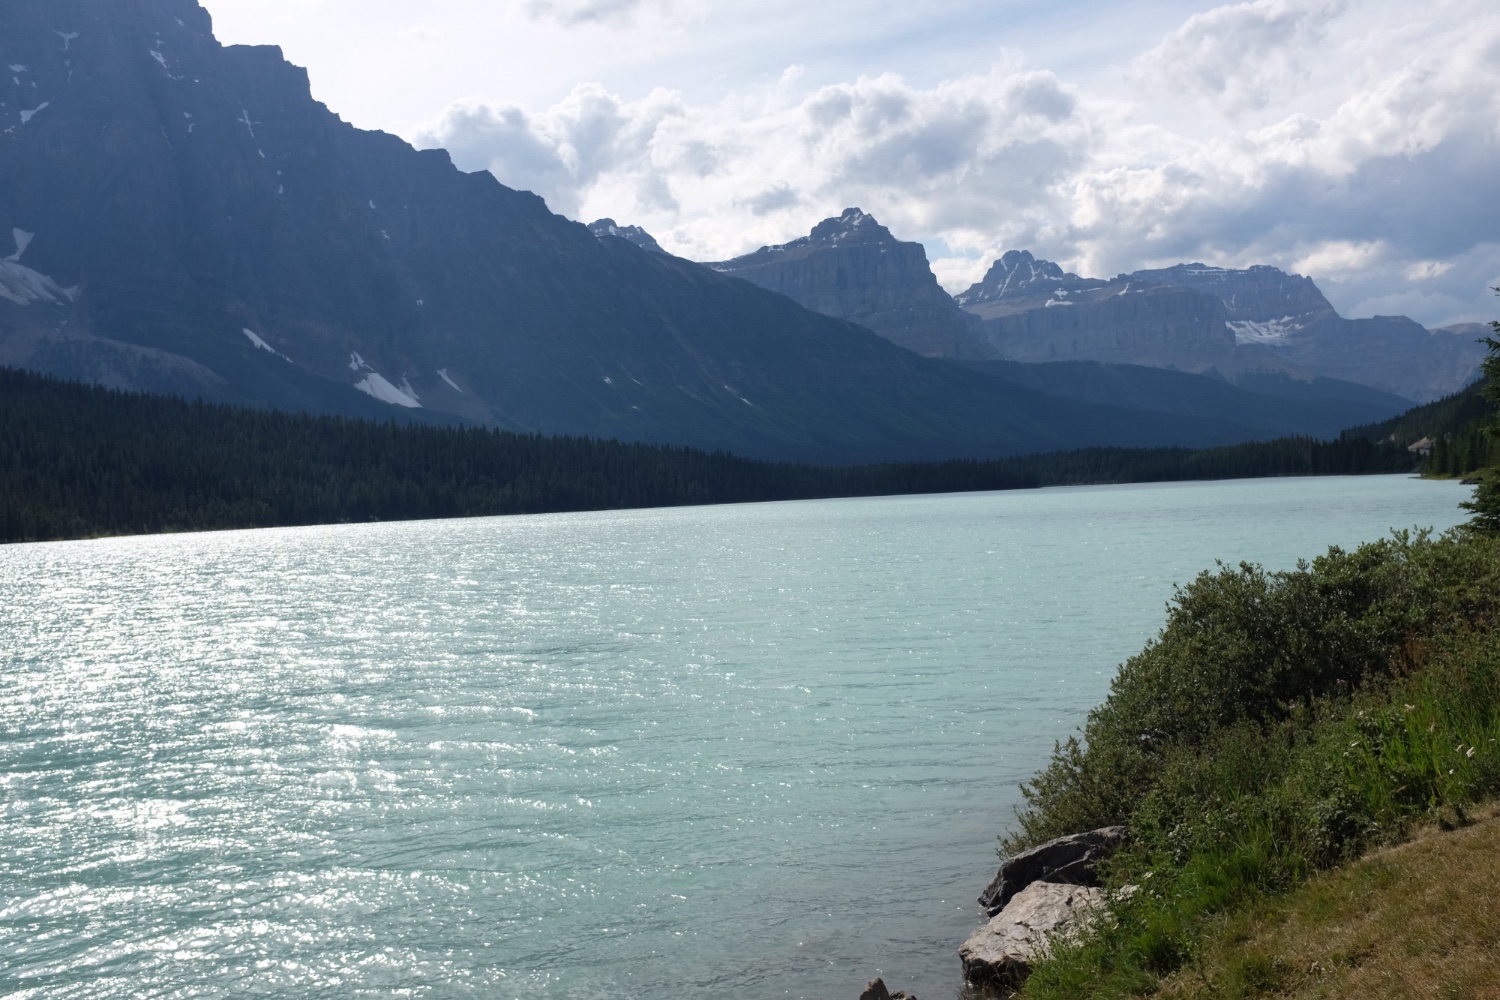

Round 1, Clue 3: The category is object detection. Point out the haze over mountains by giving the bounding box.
[0,0,1463,463]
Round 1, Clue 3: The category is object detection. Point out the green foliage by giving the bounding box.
[1009,530,1500,999]
[0,367,1421,544]
[1460,297,1500,531]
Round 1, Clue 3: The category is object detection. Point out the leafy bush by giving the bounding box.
[1008,529,1500,998]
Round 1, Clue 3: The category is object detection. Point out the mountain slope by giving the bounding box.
[963,360,1412,441]
[0,0,1290,464]
[705,208,992,359]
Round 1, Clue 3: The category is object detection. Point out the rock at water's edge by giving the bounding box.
[959,882,1108,988]
[978,826,1128,915]
[859,976,917,1000]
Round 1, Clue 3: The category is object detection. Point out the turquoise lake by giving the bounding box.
[0,475,1472,998]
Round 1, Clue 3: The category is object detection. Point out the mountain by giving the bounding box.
[588,218,667,255]
[705,208,991,359]
[954,249,1109,312]
[690,220,1410,431]
[1123,262,1335,338]
[2,0,1309,464]
[957,253,1485,402]
[960,361,1413,442]
[957,253,1237,371]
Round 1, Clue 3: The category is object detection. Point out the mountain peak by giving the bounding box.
[588,219,667,255]
[703,209,989,359]
[807,208,892,246]
[956,250,1087,307]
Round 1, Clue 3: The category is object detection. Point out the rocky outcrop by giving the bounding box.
[959,882,1109,988]
[955,249,1106,314]
[979,826,1128,916]
[705,209,992,359]
[858,977,917,1000]
[588,218,667,255]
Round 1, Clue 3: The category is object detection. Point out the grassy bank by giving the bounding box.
[1154,806,1500,999]
[1004,528,1500,999]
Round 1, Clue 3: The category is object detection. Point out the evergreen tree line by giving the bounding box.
[0,366,1423,544]
[1424,421,1500,478]
[1462,312,1500,533]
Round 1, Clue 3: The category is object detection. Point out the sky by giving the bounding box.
[199,0,1500,327]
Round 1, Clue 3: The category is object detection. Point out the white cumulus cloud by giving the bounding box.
[420,0,1500,326]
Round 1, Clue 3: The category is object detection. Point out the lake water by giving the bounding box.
[0,476,1471,999]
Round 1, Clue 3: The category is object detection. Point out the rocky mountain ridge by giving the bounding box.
[956,249,1483,402]
[588,218,667,255]
[704,208,990,359]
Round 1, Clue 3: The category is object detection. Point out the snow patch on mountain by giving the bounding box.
[7,229,35,263]
[20,103,50,125]
[241,328,291,361]
[1227,317,1304,345]
[0,260,79,306]
[437,369,463,393]
[354,373,422,408]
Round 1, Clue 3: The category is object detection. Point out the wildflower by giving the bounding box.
[1404,704,1416,712]
[1468,747,1477,759]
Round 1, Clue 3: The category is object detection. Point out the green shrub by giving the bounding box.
[1009,530,1500,999]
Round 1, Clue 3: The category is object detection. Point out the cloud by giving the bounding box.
[520,0,658,26]
[422,0,1500,327]
[1407,260,1455,282]
[423,63,1093,261]
[1136,0,1345,115]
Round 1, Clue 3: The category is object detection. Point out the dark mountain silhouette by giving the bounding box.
[0,0,1304,463]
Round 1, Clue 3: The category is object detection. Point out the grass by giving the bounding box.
[1155,806,1500,1000]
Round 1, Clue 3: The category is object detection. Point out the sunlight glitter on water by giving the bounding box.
[0,477,1471,999]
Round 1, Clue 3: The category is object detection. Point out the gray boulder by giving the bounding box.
[959,882,1108,988]
[858,977,917,1000]
[979,826,1128,916]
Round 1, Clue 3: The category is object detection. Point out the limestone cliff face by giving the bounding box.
[706,209,993,359]
[977,285,1237,371]
[1125,263,1335,335]
[957,254,1234,373]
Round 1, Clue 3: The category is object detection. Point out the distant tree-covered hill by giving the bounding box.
[1345,380,1498,477]
[0,368,1423,545]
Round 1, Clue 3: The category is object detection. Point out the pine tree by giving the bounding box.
[1462,291,1500,533]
